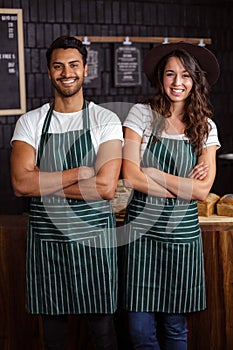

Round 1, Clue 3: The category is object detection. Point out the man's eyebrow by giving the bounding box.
[52,59,81,64]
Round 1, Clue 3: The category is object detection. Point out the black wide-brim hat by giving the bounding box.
[143,42,220,86]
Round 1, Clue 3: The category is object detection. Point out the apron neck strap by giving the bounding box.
[42,103,54,134]
[36,99,89,167]
[82,100,89,129]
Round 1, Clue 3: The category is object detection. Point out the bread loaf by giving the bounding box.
[197,193,220,216]
[217,194,233,216]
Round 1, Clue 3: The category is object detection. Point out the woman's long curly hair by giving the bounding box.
[148,49,213,156]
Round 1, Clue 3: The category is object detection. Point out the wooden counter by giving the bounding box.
[188,215,233,350]
[0,215,233,350]
[0,215,43,350]
[199,214,233,227]
[0,215,95,350]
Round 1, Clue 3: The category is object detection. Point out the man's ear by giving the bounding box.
[48,69,51,80]
[84,64,88,77]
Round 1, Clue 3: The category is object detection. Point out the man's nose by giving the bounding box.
[61,65,72,76]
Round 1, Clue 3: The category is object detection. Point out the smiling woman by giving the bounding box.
[120,42,220,350]
[163,56,193,104]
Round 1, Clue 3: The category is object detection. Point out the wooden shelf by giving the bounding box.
[75,36,211,45]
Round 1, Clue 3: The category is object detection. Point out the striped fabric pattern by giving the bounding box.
[122,136,206,313]
[27,199,117,314]
[27,104,117,315]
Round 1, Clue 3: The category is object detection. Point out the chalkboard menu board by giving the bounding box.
[84,45,101,89]
[0,8,26,115]
[114,44,142,87]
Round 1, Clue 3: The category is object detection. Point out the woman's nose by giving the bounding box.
[173,74,182,85]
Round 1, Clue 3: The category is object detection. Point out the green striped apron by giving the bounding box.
[26,102,117,315]
[122,134,206,313]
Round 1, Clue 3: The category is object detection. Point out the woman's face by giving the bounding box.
[163,56,193,105]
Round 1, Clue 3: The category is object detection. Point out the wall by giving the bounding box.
[0,0,233,214]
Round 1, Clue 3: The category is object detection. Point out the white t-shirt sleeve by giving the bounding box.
[11,104,50,151]
[123,104,154,159]
[123,103,150,137]
[89,103,123,152]
[99,113,123,144]
[204,119,221,149]
[11,112,38,149]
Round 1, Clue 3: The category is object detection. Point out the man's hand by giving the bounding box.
[78,166,95,181]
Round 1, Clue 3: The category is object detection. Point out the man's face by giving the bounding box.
[48,48,88,98]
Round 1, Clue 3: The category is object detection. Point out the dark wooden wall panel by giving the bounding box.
[0,0,232,210]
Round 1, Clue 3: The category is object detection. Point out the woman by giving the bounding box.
[121,42,220,350]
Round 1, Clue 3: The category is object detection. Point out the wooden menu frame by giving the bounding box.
[0,8,26,115]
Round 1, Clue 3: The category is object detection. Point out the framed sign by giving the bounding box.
[0,8,26,115]
[84,45,101,88]
[114,44,142,87]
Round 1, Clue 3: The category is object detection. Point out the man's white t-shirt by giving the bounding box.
[11,101,123,160]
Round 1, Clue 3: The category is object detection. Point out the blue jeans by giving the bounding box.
[128,312,188,350]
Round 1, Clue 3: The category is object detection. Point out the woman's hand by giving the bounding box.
[188,162,208,180]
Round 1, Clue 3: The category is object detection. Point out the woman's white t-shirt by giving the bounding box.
[123,103,220,159]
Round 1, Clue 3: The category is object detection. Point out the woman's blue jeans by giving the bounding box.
[128,312,188,350]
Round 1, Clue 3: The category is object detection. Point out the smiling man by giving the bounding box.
[10,36,123,350]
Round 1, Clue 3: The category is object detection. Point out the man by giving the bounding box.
[10,36,123,350]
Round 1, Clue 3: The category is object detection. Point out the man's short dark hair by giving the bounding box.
[46,36,88,68]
